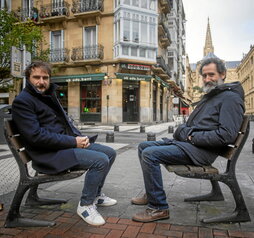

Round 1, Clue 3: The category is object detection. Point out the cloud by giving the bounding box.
[182,0,254,62]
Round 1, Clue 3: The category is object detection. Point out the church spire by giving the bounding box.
[203,18,214,56]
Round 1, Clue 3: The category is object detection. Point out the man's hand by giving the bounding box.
[76,136,90,148]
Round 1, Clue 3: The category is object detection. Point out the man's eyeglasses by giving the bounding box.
[32,76,50,80]
[202,73,215,79]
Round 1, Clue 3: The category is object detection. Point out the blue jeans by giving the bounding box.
[138,140,193,210]
[73,143,116,206]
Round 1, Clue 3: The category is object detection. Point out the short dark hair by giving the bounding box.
[199,57,227,76]
[25,61,51,80]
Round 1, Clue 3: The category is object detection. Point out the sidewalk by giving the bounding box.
[0,121,254,237]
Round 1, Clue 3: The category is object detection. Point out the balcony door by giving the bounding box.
[22,0,33,19]
[50,30,64,62]
[83,26,97,59]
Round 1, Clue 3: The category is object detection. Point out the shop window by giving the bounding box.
[56,83,68,111]
[80,82,101,114]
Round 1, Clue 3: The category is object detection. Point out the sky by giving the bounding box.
[182,0,254,63]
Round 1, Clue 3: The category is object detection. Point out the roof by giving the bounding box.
[225,61,240,69]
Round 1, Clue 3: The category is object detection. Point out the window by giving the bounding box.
[123,18,130,41]
[149,0,156,10]
[122,46,129,55]
[132,0,139,7]
[132,19,139,43]
[84,26,96,46]
[80,82,101,121]
[1,0,10,10]
[131,47,138,56]
[50,30,64,62]
[124,0,130,5]
[141,18,148,44]
[139,48,146,57]
[141,0,147,8]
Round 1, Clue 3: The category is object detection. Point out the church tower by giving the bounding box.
[203,18,214,56]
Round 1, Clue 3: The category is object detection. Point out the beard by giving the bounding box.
[203,78,224,94]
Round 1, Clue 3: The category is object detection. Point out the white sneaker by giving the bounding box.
[77,202,105,226]
[94,193,117,207]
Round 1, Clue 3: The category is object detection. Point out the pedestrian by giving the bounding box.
[131,57,245,222]
[12,61,117,226]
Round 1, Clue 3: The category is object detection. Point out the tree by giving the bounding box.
[0,9,46,88]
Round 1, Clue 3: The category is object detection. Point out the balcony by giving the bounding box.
[71,44,104,64]
[158,15,171,48]
[49,48,70,63]
[13,7,39,22]
[72,0,103,15]
[159,0,171,14]
[40,1,70,24]
[152,56,171,80]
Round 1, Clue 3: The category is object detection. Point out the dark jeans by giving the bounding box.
[138,140,193,210]
[73,143,116,206]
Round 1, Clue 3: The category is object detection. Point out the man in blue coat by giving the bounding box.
[131,57,245,223]
[12,61,117,226]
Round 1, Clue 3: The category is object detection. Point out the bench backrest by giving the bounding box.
[219,115,249,161]
[4,119,32,176]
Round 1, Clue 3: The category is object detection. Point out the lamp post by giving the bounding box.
[104,74,112,124]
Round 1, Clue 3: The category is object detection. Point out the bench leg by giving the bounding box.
[201,177,251,223]
[25,185,67,207]
[184,180,224,202]
[5,183,56,228]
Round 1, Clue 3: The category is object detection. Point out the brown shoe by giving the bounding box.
[132,208,169,223]
[131,194,148,205]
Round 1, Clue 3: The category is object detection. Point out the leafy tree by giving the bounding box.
[0,9,47,87]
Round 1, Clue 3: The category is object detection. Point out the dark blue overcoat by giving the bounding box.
[12,81,81,174]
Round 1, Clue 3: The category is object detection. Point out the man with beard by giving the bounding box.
[12,61,117,226]
[131,57,245,223]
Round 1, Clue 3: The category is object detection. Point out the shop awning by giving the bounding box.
[115,73,151,81]
[51,73,106,83]
[154,76,170,88]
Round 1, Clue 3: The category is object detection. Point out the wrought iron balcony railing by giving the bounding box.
[40,1,70,18]
[49,48,70,63]
[13,7,39,22]
[71,45,104,61]
[71,0,104,14]
[156,56,171,77]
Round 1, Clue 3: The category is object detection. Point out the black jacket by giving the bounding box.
[172,82,245,166]
[12,81,81,174]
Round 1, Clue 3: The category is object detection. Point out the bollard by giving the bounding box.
[147,132,156,141]
[252,138,254,153]
[140,125,145,133]
[114,125,119,132]
[106,131,114,143]
[168,126,174,133]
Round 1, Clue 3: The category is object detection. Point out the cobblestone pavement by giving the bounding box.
[0,121,254,237]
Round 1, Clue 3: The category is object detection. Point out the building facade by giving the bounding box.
[10,0,185,124]
[236,45,254,116]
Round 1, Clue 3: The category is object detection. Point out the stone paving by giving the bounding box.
[0,121,254,237]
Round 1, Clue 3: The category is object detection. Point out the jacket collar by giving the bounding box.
[25,80,58,98]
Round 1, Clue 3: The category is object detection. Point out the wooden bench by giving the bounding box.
[165,115,251,223]
[4,118,87,228]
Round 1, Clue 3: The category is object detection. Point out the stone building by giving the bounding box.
[10,0,186,124]
[236,45,254,116]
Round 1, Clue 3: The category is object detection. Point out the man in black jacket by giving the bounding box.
[131,57,245,223]
[12,61,117,226]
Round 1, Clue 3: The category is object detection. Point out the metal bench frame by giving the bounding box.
[4,118,86,228]
[165,115,251,223]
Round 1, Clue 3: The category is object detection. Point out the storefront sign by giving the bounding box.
[116,73,151,81]
[120,63,151,71]
[51,74,105,83]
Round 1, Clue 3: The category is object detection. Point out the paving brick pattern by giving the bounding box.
[1,208,254,238]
